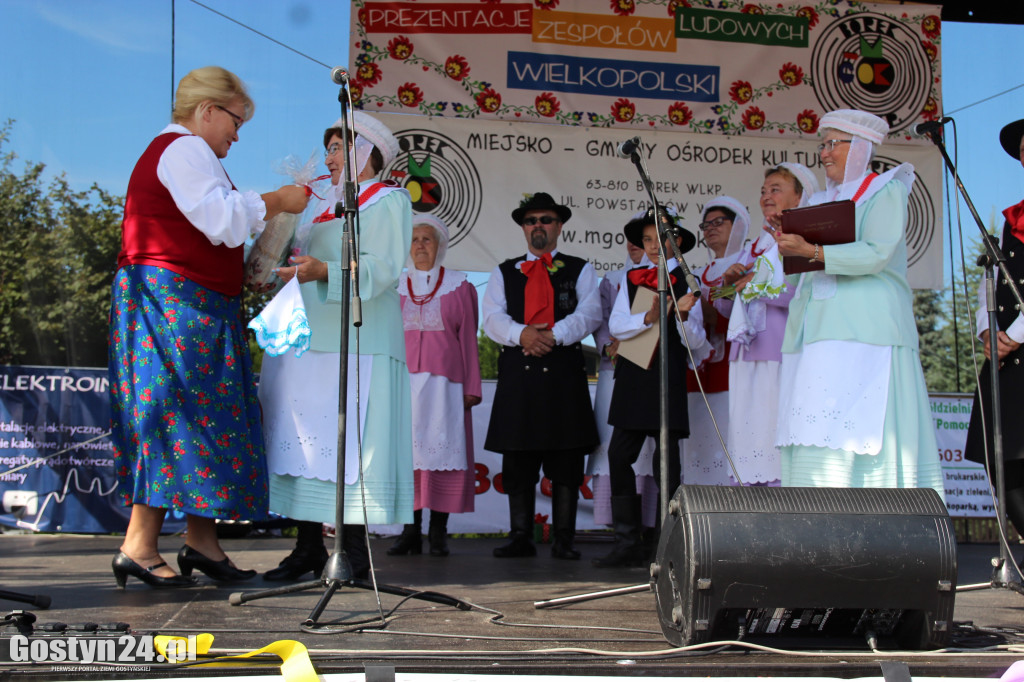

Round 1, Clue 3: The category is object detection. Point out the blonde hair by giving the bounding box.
[763,165,803,196]
[172,66,254,124]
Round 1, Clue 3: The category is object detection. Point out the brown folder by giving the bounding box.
[780,200,856,274]
[616,286,659,370]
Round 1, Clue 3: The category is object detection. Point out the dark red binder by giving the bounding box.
[780,200,856,275]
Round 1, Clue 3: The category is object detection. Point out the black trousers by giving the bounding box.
[607,427,684,498]
[500,450,585,495]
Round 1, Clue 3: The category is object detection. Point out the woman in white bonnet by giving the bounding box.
[720,163,818,487]
[390,213,482,557]
[259,112,414,580]
[682,196,749,487]
[773,108,945,498]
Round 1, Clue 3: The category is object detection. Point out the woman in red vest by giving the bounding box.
[109,66,308,588]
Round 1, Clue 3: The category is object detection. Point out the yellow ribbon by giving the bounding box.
[154,634,318,682]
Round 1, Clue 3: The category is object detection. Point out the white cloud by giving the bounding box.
[30,0,165,54]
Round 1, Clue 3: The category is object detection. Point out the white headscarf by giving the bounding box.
[777,162,820,208]
[701,195,750,284]
[332,111,402,177]
[405,213,450,295]
[817,109,888,200]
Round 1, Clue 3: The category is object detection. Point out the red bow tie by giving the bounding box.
[628,268,676,290]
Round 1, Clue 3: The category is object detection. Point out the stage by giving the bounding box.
[1,531,1023,680]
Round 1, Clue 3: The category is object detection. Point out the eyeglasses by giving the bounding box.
[215,105,244,131]
[817,139,852,154]
[325,143,343,158]
[522,215,559,226]
[698,216,731,232]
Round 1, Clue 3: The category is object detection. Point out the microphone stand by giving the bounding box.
[230,73,472,625]
[538,146,713,610]
[921,126,1024,596]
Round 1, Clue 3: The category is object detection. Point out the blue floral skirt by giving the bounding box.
[108,265,268,520]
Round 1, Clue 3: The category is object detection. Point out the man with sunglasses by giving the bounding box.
[482,192,602,560]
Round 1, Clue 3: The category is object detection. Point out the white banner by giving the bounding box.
[371,388,990,537]
[351,0,942,141]
[375,112,944,288]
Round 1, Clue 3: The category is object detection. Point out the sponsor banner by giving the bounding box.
[351,0,942,140]
[932,393,995,518]
[374,112,944,288]
[0,368,993,533]
[0,366,185,533]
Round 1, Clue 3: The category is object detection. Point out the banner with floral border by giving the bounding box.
[349,0,942,142]
[370,112,944,289]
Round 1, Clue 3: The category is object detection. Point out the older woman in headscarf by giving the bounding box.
[719,163,818,487]
[259,111,414,581]
[682,196,750,486]
[773,109,944,497]
[388,214,482,557]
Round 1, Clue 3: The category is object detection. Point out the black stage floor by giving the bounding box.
[1,532,1023,680]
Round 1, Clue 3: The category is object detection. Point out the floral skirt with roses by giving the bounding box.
[108,264,268,520]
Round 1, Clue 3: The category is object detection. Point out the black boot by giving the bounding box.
[428,511,450,557]
[493,488,537,558]
[264,521,328,581]
[387,509,423,556]
[551,484,581,560]
[342,524,370,580]
[592,495,645,568]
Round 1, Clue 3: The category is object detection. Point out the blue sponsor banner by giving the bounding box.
[506,50,719,102]
[0,366,186,533]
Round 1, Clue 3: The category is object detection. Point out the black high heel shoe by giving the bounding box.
[177,545,256,582]
[112,552,197,589]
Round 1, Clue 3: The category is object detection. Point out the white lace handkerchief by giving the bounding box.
[248,277,311,358]
[726,298,756,347]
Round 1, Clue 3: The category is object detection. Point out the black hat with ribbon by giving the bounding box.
[999,118,1024,160]
[511,192,572,225]
[624,206,696,254]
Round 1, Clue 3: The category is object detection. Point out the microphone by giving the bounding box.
[331,66,349,85]
[617,136,642,158]
[914,117,952,136]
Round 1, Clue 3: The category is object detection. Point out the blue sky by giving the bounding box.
[2,1,1024,287]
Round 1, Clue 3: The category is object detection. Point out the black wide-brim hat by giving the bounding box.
[511,192,572,225]
[999,118,1024,159]
[624,207,697,254]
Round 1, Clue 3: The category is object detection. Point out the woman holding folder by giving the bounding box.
[772,109,945,498]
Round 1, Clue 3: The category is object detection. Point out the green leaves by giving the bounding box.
[0,120,123,367]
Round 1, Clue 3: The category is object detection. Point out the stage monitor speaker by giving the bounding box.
[651,485,956,650]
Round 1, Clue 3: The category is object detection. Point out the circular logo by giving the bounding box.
[810,13,932,133]
[383,129,482,247]
[873,155,934,268]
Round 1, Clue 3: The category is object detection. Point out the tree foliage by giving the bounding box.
[0,122,123,367]
[478,329,499,380]
[915,234,990,395]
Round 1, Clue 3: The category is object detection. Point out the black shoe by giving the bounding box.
[177,545,256,582]
[551,484,580,561]
[263,546,329,582]
[343,525,370,580]
[592,494,644,568]
[551,542,581,561]
[493,532,536,558]
[112,551,197,589]
[387,525,422,556]
[591,543,646,568]
[428,512,450,557]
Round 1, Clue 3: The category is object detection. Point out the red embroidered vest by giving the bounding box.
[117,133,244,296]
